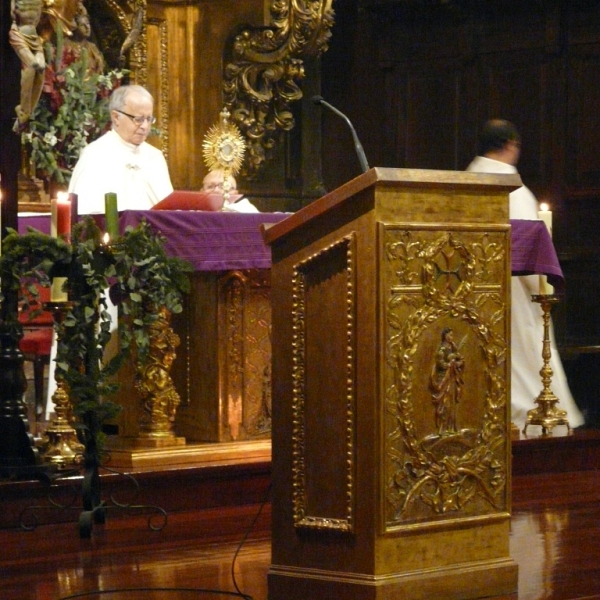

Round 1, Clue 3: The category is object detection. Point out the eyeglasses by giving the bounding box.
[203,182,225,191]
[115,110,156,126]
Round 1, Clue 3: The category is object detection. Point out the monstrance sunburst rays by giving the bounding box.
[202,108,246,205]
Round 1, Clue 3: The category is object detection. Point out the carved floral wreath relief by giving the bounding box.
[383,225,510,529]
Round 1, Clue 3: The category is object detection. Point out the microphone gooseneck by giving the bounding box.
[312,95,370,174]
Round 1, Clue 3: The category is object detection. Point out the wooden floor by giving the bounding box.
[2,430,600,600]
[3,370,600,600]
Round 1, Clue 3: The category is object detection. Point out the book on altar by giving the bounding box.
[151,190,243,211]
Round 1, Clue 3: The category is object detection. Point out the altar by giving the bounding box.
[108,210,291,447]
[17,210,563,451]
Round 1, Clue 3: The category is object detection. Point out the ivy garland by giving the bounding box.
[110,220,193,366]
[0,217,193,448]
[0,227,71,325]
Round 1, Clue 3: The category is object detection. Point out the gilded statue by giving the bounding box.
[429,327,465,435]
[9,0,46,123]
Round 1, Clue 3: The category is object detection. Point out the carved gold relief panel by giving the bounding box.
[291,235,356,532]
[382,223,510,531]
[218,269,273,441]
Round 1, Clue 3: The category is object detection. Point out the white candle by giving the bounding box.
[50,197,58,238]
[51,276,68,302]
[538,203,554,295]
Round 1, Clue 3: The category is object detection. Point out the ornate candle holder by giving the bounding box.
[40,301,84,468]
[522,294,571,436]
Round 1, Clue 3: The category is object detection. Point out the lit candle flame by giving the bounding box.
[103,232,110,245]
[539,202,549,211]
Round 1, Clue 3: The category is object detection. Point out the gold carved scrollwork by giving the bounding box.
[223,0,335,176]
[384,226,509,529]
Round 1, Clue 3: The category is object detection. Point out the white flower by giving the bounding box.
[82,110,94,128]
[43,132,58,146]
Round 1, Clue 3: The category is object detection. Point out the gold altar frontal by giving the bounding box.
[112,268,273,454]
[265,168,520,600]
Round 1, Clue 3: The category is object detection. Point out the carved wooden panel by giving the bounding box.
[219,270,273,441]
[173,269,272,442]
[291,235,356,532]
[381,224,510,530]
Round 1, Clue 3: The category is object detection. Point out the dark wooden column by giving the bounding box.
[0,2,39,472]
[0,0,20,240]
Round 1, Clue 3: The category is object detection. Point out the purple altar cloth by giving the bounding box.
[18,214,51,235]
[119,210,291,271]
[17,212,564,286]
[510,219,564,290]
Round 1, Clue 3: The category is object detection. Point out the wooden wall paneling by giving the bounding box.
[375,7,472,173]
[321,3,384,191]
[565,2,600,47]
[326,3,557,177]
[403,60,465,171]
[476,49,547,187]
[561,256,600,346]
[538,56,567,205]
[565,47,600,190]
[319,0,369,192]
[532,2,567,203]
[554,199,600,345]
[350,8,390,175]
[145,0,266,191]
[545,2,600,429]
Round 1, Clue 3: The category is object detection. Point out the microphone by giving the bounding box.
[312,95,370,173]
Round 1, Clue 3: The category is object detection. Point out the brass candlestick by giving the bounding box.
[40,301,84,468]
[522,294,571,436]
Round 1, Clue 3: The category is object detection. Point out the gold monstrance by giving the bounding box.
[202,108,246,207]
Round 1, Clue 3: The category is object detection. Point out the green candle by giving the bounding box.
[104,192,119,241]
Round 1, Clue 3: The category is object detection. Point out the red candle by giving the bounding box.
[56,192,71,239]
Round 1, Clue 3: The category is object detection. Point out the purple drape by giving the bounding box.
[17,212,564,286]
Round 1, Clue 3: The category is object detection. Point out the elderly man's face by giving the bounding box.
[112,91,154,146]
[202,170,237,195]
